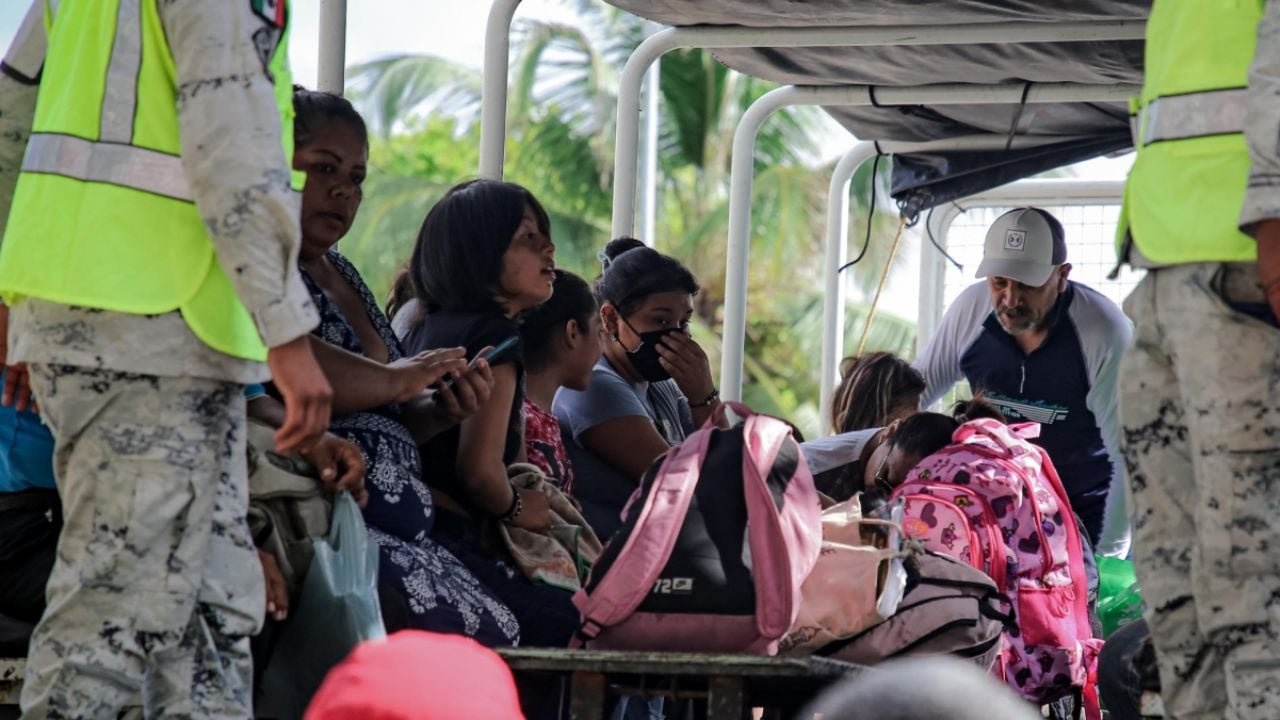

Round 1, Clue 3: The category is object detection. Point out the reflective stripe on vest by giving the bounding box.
[22,133,192,202]
[1138,87,1248,146]
[1117,0,1261,266]
[100,0,141,143]
[0,0,297,362]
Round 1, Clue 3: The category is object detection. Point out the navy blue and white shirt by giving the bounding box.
[914,281,1132,557]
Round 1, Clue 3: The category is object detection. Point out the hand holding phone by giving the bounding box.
[432,341,506,424]
[440,335,519,390]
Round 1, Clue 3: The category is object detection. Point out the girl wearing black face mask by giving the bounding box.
[552,237,716,540]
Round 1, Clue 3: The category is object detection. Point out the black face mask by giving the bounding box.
[620,317,677,383]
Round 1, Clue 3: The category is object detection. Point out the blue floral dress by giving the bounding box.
[300,251,519,645]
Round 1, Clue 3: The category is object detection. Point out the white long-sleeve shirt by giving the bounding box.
[914,281,1132,557]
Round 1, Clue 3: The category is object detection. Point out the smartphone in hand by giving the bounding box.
[441,335,520,388]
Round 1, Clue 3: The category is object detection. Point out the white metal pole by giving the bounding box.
[479,0,522,179]
[819,142,877,434]
[317,0,348,95]
[638,56,661,246]
[953,179,1127,207]
[721,82,1138,402]
[610,20,1147,240]
[915,206,961,361]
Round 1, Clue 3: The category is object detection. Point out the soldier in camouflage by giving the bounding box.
[1119,2,1280,718]
[0,1,333,717]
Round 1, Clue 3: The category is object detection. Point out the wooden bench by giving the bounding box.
[0,659,22,706]
[4,651,859,719]
[498,648,863,719]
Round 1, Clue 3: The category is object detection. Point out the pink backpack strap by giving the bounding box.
[706,400,755,429]
[1034,445,1103,719]
[573,428,713,643]
[1007,422,1041,440]
[740,415,798,638]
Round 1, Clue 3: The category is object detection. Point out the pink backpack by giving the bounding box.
[890,419,1102,717]
[573,403,821,654]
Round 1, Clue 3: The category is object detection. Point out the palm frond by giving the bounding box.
[346,54,482,138]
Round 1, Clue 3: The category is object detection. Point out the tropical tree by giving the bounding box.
[340,1,915,437]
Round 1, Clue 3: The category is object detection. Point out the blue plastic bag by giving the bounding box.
[263,491,385,719]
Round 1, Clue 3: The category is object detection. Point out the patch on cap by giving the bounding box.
[1003,229,1027,252]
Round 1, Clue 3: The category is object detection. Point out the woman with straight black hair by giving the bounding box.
[394,179,580,648]
[552,237,718,540]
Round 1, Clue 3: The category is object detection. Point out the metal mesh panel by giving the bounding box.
[942,204,1143,309]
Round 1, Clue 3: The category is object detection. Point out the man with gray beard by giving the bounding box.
[913,208,1132,557]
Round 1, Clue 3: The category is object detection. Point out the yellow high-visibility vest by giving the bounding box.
[1119,0,1263,264]
[0,0,301,361]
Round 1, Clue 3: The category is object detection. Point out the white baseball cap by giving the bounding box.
[974,208,1067,288]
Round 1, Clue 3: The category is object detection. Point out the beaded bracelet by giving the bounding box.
[690,388,721,408]
[500,486,523,523]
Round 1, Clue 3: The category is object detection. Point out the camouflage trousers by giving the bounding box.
[19,364,264,720]
[1120,262,1280,720]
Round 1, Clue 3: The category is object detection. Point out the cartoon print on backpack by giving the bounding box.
[941,523,958,550]
[903,502,940,540]
[991,495,1014,519]
[891,418,1102,711]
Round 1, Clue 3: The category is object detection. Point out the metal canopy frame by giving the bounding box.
[718,81,1137,402]
[315,2,1143,423]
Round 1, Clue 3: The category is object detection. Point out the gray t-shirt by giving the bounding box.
[553,357,694,540]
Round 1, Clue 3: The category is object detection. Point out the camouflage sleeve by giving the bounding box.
[1240,0,1280,234]
[0,1,45,244]
[159,0,318,349]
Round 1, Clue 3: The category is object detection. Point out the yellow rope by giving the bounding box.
[855,214,909,357]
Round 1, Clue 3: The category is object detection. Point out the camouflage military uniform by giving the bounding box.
[20,365,262,719]
[1117,4,1280,718]
[1121,263,1280,720]
[0,1,318,717]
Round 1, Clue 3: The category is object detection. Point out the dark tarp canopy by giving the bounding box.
[605,0,1149,212]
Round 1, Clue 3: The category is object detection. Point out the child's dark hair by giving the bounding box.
[891,396,1008,459]
[891,412,958,460]
[832,353,926,434]
[521,270,597,372]
[595,237,699,316]
[293,85,368,148]
[402,179,551,315]
[951,395,1009,424]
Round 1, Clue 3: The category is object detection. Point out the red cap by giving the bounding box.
[305,631,526,720]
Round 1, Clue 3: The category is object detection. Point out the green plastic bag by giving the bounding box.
[263,491,386,719]
[1096,556,1144,638]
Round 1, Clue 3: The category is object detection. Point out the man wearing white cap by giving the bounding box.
[914,207,1132,557]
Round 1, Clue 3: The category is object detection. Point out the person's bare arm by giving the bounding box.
[307,338,466,416]
[400,360,494,444]
[247,395,367,506]
[456,364,550,531]
[579,416,672,483]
